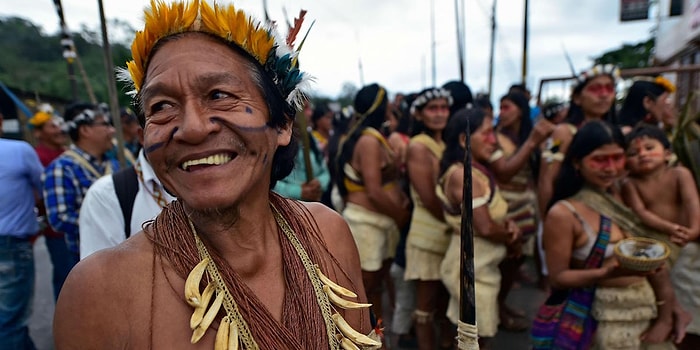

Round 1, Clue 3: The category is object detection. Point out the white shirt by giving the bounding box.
[79,151,174,259]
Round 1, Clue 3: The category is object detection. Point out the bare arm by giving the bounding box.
[444,168,514,244]
[387,132,407,167]
[537,125,573,215]
[356,135,409,228]
[407,141,444,221]
[543,203,610,289]
[490,138,539,183]
[54,253,129,349]
[491,119,555,183]
[621,179,679,235]
[676,166,700,241]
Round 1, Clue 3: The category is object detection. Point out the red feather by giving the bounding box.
[286,9,307,47]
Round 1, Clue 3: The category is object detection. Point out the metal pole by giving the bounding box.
[522,0,529,86]
[431,0,437,87]
[454,0,465,83]
[97,0,126,169]
[488,0,497,97]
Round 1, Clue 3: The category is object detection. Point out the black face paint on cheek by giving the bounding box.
[145,142,165,154]
[245,106,253,114]
[212,116,270,133]
[169,127,178,141]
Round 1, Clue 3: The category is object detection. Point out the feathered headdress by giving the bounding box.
[119,0,313,112]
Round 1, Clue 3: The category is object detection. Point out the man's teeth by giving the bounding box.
[181,154,232,170]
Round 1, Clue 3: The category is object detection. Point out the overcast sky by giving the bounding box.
[1,0,658,104]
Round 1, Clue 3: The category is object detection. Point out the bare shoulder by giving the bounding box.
[670,165,694,181]
[54,234,153,349]
[545,201,576,227]
[302,202,355,264]
[552,123,574,142]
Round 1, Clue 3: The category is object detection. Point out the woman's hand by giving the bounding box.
[505,220,522,244]
[527,119,556,146]
[604,260,662,279]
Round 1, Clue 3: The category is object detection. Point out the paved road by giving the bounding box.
[29,236,55,350]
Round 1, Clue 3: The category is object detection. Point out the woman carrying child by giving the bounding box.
[537,120,679,349]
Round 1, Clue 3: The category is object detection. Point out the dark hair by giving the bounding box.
[565,75,617,126]
[548,120,625,211]
[136,32,298,189]
[508,83,530,97]
[618,79,668,128]
[64,102,98,142]
[311,104,331,126]
[334,83,389,197]
[625,124,671,150]
[498,92,532,147]
[439,107,488,176]
[442,81,473,116]
[474,94,493,111]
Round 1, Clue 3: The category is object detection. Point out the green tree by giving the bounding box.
[592,38,654,69]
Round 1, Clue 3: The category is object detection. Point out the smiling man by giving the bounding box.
[53,1,375,349]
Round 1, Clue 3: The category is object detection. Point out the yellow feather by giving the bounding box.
[126,0,291,92]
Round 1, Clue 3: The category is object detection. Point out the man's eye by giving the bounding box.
[211,90,231,100]
[150,101,172,113]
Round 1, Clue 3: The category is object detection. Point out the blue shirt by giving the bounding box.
[43,144,120,254]
[273,138,330,200]
[0,138,43,237]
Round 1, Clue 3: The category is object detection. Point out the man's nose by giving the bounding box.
[173,104,220,144]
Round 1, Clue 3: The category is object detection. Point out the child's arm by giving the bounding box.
[621,179,679,235]
[676,166,700,241]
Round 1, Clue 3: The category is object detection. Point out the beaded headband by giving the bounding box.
[410,88,453,115]
[119,0,312,112]
[576,63,621,85]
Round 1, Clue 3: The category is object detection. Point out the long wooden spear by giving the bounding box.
[97,0,127,169]
[459,115,478,348]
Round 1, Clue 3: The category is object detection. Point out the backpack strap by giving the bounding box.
[112,166,139,238]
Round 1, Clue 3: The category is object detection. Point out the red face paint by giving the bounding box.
[630,138,665,159]
[584,83,615,96]
[583,153,626,170]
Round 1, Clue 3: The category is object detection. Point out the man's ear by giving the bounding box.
[276,120,293,147]
[78,124,90,140]
[642,96,654,112]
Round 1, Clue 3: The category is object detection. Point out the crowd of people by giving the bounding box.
[1,0,699,349]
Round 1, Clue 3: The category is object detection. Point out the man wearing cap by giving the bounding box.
[28,109,74,301]
[42,103,120,271]
[0,111,44,349]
